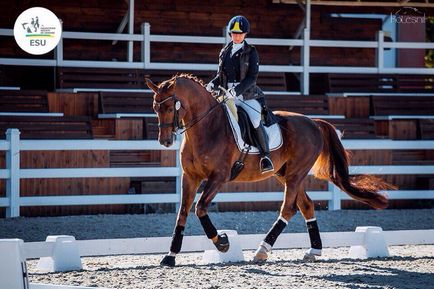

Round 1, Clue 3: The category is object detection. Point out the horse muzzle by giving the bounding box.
[160,136,174,147]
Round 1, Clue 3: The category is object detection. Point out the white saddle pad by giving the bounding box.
[224,103,283,154]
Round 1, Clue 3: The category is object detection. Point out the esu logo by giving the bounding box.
[30,39,46,46]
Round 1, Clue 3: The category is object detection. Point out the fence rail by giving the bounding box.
[1,26,434,94]
[1,129,434,218]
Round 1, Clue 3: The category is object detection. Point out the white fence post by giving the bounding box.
[301,28,310,95]
[328,182,341,210]
[142,22,151,69]
[6,129,21,218]
[376,30,384,73]
[55,19,63,66]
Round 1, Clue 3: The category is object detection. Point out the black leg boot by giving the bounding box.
[255,123,274,173]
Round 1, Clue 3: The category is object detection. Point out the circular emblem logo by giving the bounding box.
[13,7,62,55]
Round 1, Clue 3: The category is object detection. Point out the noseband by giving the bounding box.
[154,94,183,134]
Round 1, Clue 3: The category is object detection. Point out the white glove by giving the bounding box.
[225,87,237,99]
[205,82,214,92]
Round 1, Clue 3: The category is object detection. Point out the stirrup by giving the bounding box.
[260,156,274,174]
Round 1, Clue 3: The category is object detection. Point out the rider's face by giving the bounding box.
[231,33,246,44]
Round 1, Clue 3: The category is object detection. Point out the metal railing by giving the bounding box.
[1,24,434,94]
[1,129,434,218]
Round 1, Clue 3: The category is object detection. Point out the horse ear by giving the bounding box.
[145,78,158,93]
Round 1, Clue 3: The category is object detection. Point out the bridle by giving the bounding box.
[153,91,224,135]
[153,93,183,134]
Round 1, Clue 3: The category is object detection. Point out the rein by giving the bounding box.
[154,92,225,135]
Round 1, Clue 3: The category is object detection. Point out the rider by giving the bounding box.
[206,15,274,174]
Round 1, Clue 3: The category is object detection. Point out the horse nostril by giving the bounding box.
[163,139,173,147]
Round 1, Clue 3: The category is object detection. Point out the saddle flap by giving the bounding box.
[223,103,283,154]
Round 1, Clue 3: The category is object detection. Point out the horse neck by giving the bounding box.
[178,81,229,143]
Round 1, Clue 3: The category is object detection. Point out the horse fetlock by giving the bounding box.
[305,247,322,256]
[213,232,230,253]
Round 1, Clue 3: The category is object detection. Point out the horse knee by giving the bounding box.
[195,203,207,218]
[280,207,296,221]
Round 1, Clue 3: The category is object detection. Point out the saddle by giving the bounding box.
[222,103,283,180]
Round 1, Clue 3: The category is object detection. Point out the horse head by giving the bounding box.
[146,74,220,147]
[145,77,187,147]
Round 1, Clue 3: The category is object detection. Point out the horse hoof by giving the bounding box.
[253,252,268,263]
[303,248,321,262]
[253,246,269,262]
[160,255,176,267]
[214,233,230,253]
[302,253,317,262]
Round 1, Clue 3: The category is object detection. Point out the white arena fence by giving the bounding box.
[1,128,434,218]
[1,227,434,289]
[1,24,434,94]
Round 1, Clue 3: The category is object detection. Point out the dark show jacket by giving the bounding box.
[210,41,265,100]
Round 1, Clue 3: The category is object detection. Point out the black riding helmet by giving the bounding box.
[227,15,250,34]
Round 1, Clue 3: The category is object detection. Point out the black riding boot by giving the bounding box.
[255,124,274,173]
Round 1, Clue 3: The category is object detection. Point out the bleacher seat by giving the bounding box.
[371,95,434,116]
[99,91,154,114]
[0,116,93,139]
[327,118,377,139]
[266,94,329,115]
[328,74,434,93]
[0,90,48,112]
[57,67,145,90]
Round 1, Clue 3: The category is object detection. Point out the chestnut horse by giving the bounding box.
[145,74,393,267]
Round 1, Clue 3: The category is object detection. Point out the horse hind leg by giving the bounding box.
[253,177,298,262]
[297,190,323,261]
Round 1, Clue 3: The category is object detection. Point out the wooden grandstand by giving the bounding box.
[0,0,433,217]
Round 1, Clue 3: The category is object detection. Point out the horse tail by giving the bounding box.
[312,119,395,209]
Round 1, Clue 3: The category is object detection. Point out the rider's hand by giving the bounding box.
[225,88,237,99]
[205,82,214,92]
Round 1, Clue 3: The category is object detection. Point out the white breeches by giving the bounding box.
[234,98,262,128]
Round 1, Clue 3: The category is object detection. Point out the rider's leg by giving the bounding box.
[235,98,274,173]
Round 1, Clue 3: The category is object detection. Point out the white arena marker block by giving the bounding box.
[349,226,389,259]
[0,239,29,289]
[37,235,82,272]
[202,230,244,264]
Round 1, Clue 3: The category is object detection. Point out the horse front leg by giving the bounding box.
[195,175,229,252]
[296,190,323,261]
[160,174,201,267]
[253,179,298,262]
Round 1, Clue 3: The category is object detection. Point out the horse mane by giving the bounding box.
[159,73,218,98]
[175,73,206,86]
